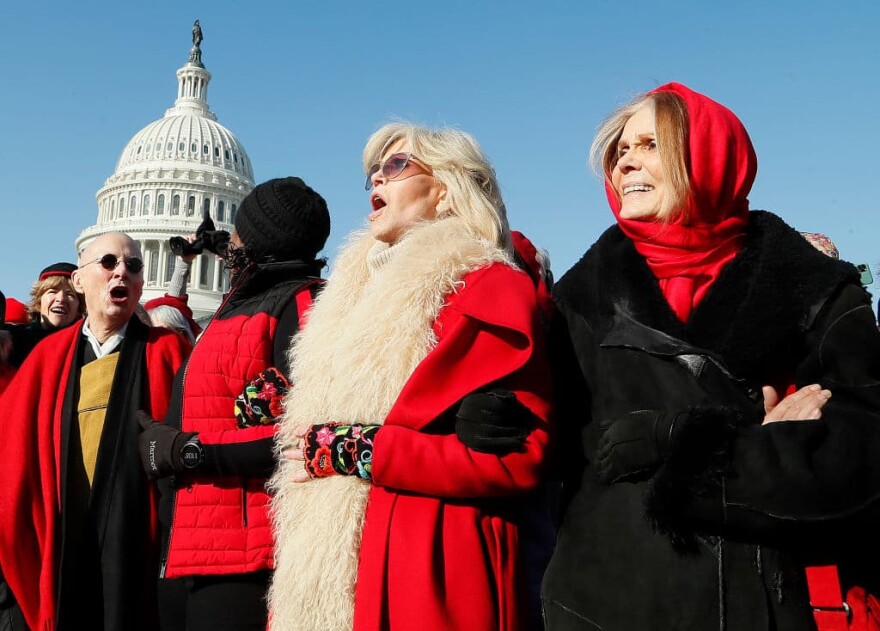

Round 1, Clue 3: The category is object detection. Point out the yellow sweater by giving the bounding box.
[76,353,120,486]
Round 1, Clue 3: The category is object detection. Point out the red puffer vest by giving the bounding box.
[163,263,318,578]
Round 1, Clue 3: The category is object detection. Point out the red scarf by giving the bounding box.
[607,82,757,321]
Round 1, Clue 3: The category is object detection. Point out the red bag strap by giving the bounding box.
[806,564,851,630]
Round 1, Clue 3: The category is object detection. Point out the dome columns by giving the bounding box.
[170,65,215,119]
[177,68,210,102]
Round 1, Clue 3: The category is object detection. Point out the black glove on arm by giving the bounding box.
[137,410,196,480]
[455,389,536,455]
[595,410,677,484]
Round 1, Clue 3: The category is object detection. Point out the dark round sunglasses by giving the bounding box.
[82,253,144,274]
[364,152,424,190]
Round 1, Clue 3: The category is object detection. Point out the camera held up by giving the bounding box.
[168,209,231,257]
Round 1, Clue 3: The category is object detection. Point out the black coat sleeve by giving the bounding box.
[200,438,276,478]
[648,283,880,541]
[548,307,593,499]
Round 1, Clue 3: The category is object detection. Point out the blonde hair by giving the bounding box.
[363,122,511,251]
[589,90,691,221]
[28,275,84,320]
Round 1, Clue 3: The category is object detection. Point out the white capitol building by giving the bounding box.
[76,23,253,316]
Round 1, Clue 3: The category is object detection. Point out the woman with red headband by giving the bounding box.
[0,262,84,369]
[542,83,880,630]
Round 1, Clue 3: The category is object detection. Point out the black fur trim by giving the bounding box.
[554,211,861,382]
[644,405,741,552]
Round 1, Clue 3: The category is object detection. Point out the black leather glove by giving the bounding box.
[595,410,676,484]
[137,410,196,480]
[455,389,535,455]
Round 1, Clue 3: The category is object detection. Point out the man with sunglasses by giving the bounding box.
[0,232,190,631]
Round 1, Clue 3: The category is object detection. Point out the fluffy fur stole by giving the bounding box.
[268,218,511,631]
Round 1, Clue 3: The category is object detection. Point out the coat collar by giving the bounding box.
[220,259,323,315]
[555,211,860,378]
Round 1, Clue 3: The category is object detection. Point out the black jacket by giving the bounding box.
[542,211,880,631]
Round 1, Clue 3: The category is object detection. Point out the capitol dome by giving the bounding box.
[76,24,254,317]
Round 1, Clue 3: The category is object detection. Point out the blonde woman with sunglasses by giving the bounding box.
[269,122,554,631]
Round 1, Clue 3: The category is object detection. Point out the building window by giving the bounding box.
[157,194,165,214]
[203,144,209,155]
[214,147,220,157]
[165,252,175,282]
[224,149,230,160]
[130,195,137,216]
[233,153,238,163]
[167,142,173,151]
[143,194,151,215]
[137,145,142,154]
[171,195,180,215]
[217,200,225,222]
[231,203,237,223]
[191,143,197,153]
[203,198,211,216]
[111,199,116,219]
[149,246,159,282]
[199,254,211,288]
[179,142,185,152]
[187,196,196,216]
[120,198,126,215]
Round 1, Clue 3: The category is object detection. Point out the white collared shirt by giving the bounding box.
[82,319,129,359]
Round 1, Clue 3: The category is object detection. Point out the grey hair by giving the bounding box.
[147,305,196,344]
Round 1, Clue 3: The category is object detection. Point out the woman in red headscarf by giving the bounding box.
[543,83,880,630]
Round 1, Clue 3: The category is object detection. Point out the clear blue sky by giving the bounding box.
[1,0,877,302]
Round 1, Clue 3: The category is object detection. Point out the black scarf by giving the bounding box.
[56,316,157,631]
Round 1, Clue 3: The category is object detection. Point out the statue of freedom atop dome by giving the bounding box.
[189,20,204,65]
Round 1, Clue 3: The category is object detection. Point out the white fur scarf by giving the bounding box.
[268,218,511,631]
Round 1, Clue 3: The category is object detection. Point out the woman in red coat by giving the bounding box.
[269,123,553,631]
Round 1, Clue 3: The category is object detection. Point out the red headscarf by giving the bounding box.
[606,82,757,321]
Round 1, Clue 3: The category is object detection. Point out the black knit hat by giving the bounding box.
[235,177,330,262]
[39,262,77,281]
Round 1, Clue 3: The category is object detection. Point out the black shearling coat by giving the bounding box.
[542,211,880,631]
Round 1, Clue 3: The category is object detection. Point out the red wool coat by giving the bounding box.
[0,322,188,631]
[354,263,553,631]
